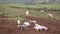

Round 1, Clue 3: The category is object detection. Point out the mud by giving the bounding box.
[0,16,60,34]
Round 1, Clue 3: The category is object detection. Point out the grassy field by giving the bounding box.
[3,4,60,10]
[0,4,60,21]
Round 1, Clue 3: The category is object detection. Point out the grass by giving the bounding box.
[4,4,60,10]
[0,17,24,21]
[0,4,60,20]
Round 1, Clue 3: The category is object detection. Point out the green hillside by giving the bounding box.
[0,4,60,20]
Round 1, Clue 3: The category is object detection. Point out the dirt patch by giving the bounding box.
[0,15,9,18]
[0,16,60,34]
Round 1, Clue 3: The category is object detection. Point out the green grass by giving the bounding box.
[0,4,60,20]
[3,4,60,10]
[0,17,24,21]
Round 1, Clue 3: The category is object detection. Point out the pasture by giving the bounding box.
[0,4,60,34]
[0,4,60,20]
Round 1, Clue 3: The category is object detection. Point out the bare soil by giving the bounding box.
[0,16,60,34]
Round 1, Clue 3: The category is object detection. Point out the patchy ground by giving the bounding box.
[0,15,9,18]
[0,16,60,34]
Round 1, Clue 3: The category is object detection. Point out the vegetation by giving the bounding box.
[7,4,60,11]
[0,4,60,20]
[0,0,60,4]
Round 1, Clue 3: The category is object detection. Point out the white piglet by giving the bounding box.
[30,20,36,24]
[24,22,30,26]
[20,24,26,30]
[26,10,29,16]
[47,13,53,18]
[17,20,20,25]
[41,26,48,31]
[17,20,20,28]
[34,23,42,31]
